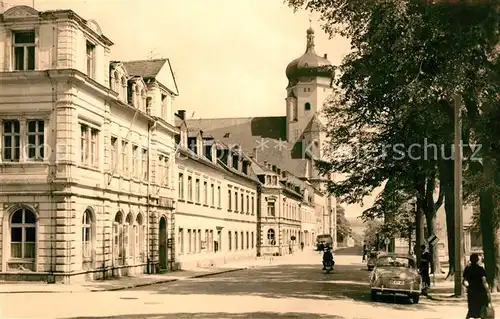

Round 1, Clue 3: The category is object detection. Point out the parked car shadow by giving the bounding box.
[59,312,345,319]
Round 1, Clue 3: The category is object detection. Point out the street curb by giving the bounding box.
[427,294,500,302]
[0,267,247,294]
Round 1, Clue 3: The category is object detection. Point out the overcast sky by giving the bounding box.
[5,0,377,220]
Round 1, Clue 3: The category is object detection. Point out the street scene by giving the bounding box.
[2,248,493,319]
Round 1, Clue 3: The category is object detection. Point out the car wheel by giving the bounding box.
[371,290,377,301]
[411,294,420,304]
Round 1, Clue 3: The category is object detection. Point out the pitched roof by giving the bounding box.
[122,59,166,79]
[186,116,321,179]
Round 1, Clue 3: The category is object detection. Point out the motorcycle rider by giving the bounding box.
[322,247,334,270]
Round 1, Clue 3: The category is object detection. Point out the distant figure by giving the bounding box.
[289,244,292,254]
[300,242,304,251]
[362,243,368,262]
[419,244,431,293]
[463,253,491,319]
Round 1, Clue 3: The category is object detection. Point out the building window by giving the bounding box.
[13,30,35,71]
[305,102,311,111]
[246,231,249,249]
[203,181,208,205]
[251,232,254,248]
[125,213,134,263]
[187,229,192,253]
[113,212,124,265]
[195,178,200,203]
[187,176,193,201]
[142,149,149,180]
[158,154,169,186]
[267,229,276,245]
[26,120,44,161]
[178,173,184,199]
[241,231,244,250]
[210,184,215,206]
[132,145,139,178]
[241,194,244,213]
[10,208,36,259]
[110,137,118,172]
[121,140,128,174]
[136,214,145,262]
[86,41,96,78]
[246,195,249,214]
[80,124,99,168]
[235,192,238,212]
[251,196,254,215]
[228,190,232,211]
[2,120,20,162]
[178,228,184,254]
[267,201,275,216]
[82,209,93,261]
[228,231,232,251]
[235,232,238,250]
[217,186,221,208]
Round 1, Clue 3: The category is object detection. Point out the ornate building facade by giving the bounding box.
[0,6,178,282]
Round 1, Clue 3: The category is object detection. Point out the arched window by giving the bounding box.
[10,208,36,259]
[305,102,311,111]
[114,211,124,265]
[125,213,134,264]
[82,209,93,261]
[267,229,275,246]
[136,214,145,262]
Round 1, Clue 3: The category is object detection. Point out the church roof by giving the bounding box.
[186,116,322,179]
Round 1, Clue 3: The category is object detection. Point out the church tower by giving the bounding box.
[285,26,334,158]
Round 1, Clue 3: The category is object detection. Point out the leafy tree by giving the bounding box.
[285,0,500,289]
[336,204,352,241]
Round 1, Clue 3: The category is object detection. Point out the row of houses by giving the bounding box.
[0,6,336,282]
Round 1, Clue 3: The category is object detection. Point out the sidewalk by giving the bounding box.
[427,274,500,302]
[0,250,311,294]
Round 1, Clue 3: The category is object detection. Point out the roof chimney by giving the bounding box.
[178,110,186,120]
[252,148,257,162]
[324,53,328,59]
[263,160,267,167]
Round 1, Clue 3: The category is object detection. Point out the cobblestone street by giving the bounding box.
[2,249,496,319]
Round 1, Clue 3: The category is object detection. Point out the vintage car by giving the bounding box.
[367,250,380,270]
[369,253,421,304]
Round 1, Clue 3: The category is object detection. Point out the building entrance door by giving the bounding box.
[159,216,167,270]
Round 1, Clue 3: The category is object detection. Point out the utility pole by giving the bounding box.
[454,93,464,296]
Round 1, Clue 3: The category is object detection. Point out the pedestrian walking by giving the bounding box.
[463,253,493,319]
[419,244,431,295]
[362,243,367,262]
[300,242,304,251]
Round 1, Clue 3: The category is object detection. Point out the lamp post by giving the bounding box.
[454,93,464,296]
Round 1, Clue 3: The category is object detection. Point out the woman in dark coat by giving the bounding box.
[462,253,491,319]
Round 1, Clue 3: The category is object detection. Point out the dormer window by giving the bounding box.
[13,30,35,71]
[113,71,119,92]
[121,77,127,100]
[265,175,271,185]
[232,153,239,170]
[188,137,197,154]
[272,165,277,172]
[146,97,152,114]
[242,160,248,175]
[217,147,228,165]
[272,176,277,185]
[141,89,146,111]
[204,140,212,161]
[134,85,139,107]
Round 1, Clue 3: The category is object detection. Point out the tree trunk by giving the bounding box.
[424,213,439,271]
[479,188,500,291]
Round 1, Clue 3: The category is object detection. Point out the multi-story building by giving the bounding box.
[187,26,337,248]
[0,5,177,282]
[253,159,317,256]
[174,111,259,267]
